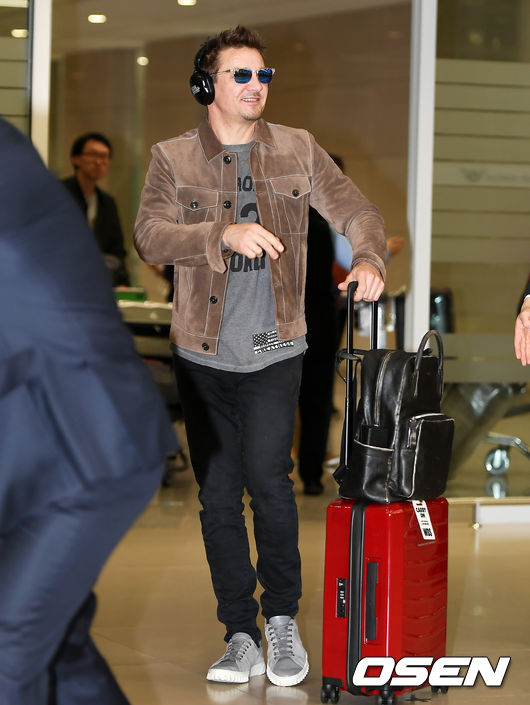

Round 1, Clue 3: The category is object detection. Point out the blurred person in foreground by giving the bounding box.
[514,278,530,365]
[0,117,177,705]
[62,132,130,286]
[134,25,386,687]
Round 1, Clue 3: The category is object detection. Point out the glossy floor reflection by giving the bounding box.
[93,432,530,705]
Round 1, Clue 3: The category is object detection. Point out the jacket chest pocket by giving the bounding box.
[176,186,219,224]
[270,176,311,235]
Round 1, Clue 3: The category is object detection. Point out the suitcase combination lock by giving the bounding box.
[336,578,347,617]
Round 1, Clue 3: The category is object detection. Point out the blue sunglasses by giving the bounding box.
[211,67,275,84]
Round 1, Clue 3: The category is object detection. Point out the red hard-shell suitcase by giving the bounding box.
[321,283,448,704]
[321,496,448,704]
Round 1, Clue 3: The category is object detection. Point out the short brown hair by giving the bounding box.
[198,26,266,75]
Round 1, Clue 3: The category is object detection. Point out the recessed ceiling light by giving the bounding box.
[88,14,107,24]
[178,0,197,6]
[11,28,28,38]
[137,56,149,66]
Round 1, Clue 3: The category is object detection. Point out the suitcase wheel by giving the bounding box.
[377,685,396,705]
[320,684,340,704]
[431,686,449,695]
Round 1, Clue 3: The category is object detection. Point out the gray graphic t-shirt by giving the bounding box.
[176,142,306,371]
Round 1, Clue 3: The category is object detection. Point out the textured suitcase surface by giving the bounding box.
[322,496,448,704]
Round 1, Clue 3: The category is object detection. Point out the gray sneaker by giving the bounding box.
[265,616,309,686]
[207,633,266,683]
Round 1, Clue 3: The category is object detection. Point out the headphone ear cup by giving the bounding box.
[189,69,215,106]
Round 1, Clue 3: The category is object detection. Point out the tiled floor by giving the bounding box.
[92,408,530,705]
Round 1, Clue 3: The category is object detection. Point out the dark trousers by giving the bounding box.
[298,299,338,487]
[174,354,303,646]
[0,470,161,705]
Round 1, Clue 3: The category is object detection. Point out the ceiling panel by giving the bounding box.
[51,0,407,56]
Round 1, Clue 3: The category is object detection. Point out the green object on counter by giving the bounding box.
[114,287,147,302]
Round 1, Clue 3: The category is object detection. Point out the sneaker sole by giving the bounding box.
[266,658,309,687]
[207,661,266,683]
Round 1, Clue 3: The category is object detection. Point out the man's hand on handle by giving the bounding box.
[337,262,385,302]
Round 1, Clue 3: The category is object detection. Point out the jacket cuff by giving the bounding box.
[206,223,232,273]
[351,255,387,281]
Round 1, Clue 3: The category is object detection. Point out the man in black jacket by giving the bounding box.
[297,206,338,495]
[62,132,129,286]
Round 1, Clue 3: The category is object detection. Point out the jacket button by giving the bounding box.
[190,200,198,209]
[223,200,232,209]
[223,155,232,164]
[209,296,218,304]
[202,343,209,351]
[292,189,299,197]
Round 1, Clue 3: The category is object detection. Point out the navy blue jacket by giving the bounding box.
[0,119,176,533]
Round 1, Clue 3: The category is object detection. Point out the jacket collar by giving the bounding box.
[66,174,102,203]
[198,118,276,162]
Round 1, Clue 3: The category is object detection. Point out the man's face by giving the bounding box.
[210,47,269,124]
[72,139,111,183]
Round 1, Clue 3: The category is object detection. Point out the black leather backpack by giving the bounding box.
[334,285,454,503]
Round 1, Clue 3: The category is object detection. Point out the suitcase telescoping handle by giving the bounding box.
[341,282,379,468]
[346,281,378,352]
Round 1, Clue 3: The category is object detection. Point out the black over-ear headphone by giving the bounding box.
[189,42,215,106]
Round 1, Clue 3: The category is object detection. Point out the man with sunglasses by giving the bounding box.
[135,25,386,688]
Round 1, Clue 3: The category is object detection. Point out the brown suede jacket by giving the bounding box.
[134,118,387,355]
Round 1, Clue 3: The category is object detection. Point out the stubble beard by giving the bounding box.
[242,106,264,122]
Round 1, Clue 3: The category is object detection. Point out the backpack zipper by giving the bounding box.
[407,412,447,447]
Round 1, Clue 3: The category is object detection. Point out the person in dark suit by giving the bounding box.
[514,278,530,366]
[62,132,130,286]
[297,207,338,494]
[0,118,177,705]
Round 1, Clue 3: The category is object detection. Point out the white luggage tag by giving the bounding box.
[412,500,436,540]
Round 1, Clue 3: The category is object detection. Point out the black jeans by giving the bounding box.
[174,354,303,646]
